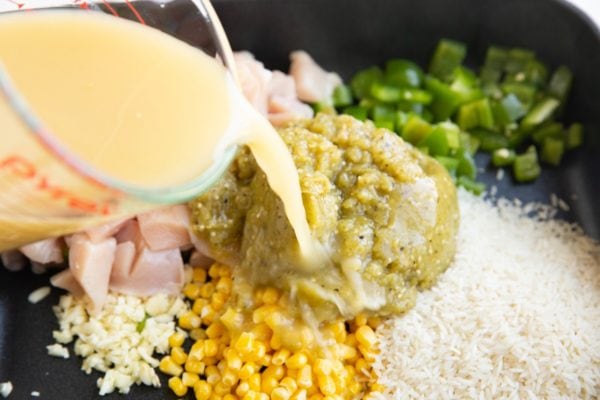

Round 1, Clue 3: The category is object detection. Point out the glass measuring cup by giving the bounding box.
[0,0,239,251]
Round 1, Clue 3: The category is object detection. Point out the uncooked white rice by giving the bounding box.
[374,189,600,399]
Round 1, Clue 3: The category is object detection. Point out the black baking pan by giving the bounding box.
[1,0,599,398]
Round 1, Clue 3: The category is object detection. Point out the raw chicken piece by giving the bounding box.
[19,238,63,264]
[234,52,313,126]
[1,250,28,272]
[68,234,116,311]
[85,218,128,243]
[115,219,146,250]
[267,71,313,126]
[110,241,137,284]
[289,50,342,103]
[110,246,184,297]
[137,205,191,251]
[234,51,272,115]
[50,269,84,298]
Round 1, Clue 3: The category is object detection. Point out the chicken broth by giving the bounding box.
[0,10,316,258]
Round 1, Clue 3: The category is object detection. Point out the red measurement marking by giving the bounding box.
[0,155,115,216]
[78,1,90,10]
[101,0,119,17]
[5,0,24,8]
[124,0,146,25]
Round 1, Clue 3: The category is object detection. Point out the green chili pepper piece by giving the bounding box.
[504,48,535,74]
[491,148,516,167]
[402,114,432,145]
[548,65,573,102]
[343,105,368,121]
[513,146,541,182]
[424,76,462,121]
[471,128,509,152]
[459,132,481,155]
[429,39,467,82]
[521,97,560,130]
[565,123,584,150]
[531,122,563,144]
[420,123,459,156]
[541,137,565,166]
[435,155,459,174]
[457,176,486,195]
[332,84,353,108]
[484,46,508,73]
[456,148,477,180]
[350,66,383,99]
[501,82,537,108]
[457,98,495,130]
[385,59,424,88]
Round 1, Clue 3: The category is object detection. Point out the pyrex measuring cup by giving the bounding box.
[0,0,239,252]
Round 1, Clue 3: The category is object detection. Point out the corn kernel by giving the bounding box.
[239,362,258,380]
[182,371,200,387]
[248,373,261,391]
[199,282,215,299]
[171,346,188,365]
[271,386,292,400]
[179,311,201,330]
[257,394,269,400]
[367,316,383,329]
[204,321,224,339]
[348,381,362,395]
[168,376,188,397]
[183,282,201,300]
[220,308,244,331]
[272,348,291,366]
[223,395,236,400]
[280,377,298,393]
[261,287,280,305]
[208,263,221,279]
[250,323,272,342]
[242,391,258,400]
[185,357,206,375]
[193,298,210,315]
[206,365,221,385]
[317,375,336,396]
[336,343,358,360]
[325,320,347,343]
[263,365,285,381]
[308,394,324,400]
[355,358,368,375]
[252,304,279,324]
[270,333,282,351]
[258,353,272,367]
[235,332,254,357]
[290,389,308,400]
[194,380,212,400]
[371,383,385,392]
[216,276,233,294]
[159,356,183,376]
[209,394,223,400]
[214,381,231,396]
[235,381,250,397]
[212,292,228,311]
[296,365,312,388]
[221,369,239,387]
[168,331,186,348]
[204,356,218,366]
[354,314,368,327]
[204,339,219,357]
[190,328,206,341]
[285,352,308,369]
[314,359,332,376]
[355,325,376,349]
[261,375,279,394]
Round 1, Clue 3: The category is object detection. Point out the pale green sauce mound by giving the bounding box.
[190,114,459,322]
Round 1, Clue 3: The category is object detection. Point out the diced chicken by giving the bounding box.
[110,246,184,297]
[267,71,314,126]
[1,250,28,272]
[85,218,128,243]
[50,269,84,298]
[137,205,192,251]
[289,50,342,103]
[68,234,116,311]
[268,95,314,126]
[234,51,272,116]
[115,219,146,250]
[110,241,137,284]
[20,238,63,265]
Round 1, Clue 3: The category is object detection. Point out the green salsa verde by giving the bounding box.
[190,114,458,322]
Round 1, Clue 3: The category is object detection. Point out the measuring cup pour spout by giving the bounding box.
[0,0,239,251]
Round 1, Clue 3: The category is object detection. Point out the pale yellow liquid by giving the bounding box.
[0,10,314,257]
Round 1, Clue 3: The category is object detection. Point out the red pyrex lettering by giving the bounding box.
[0,154,114,215]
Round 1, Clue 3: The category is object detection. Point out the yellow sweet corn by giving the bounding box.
[168,376,188,397]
